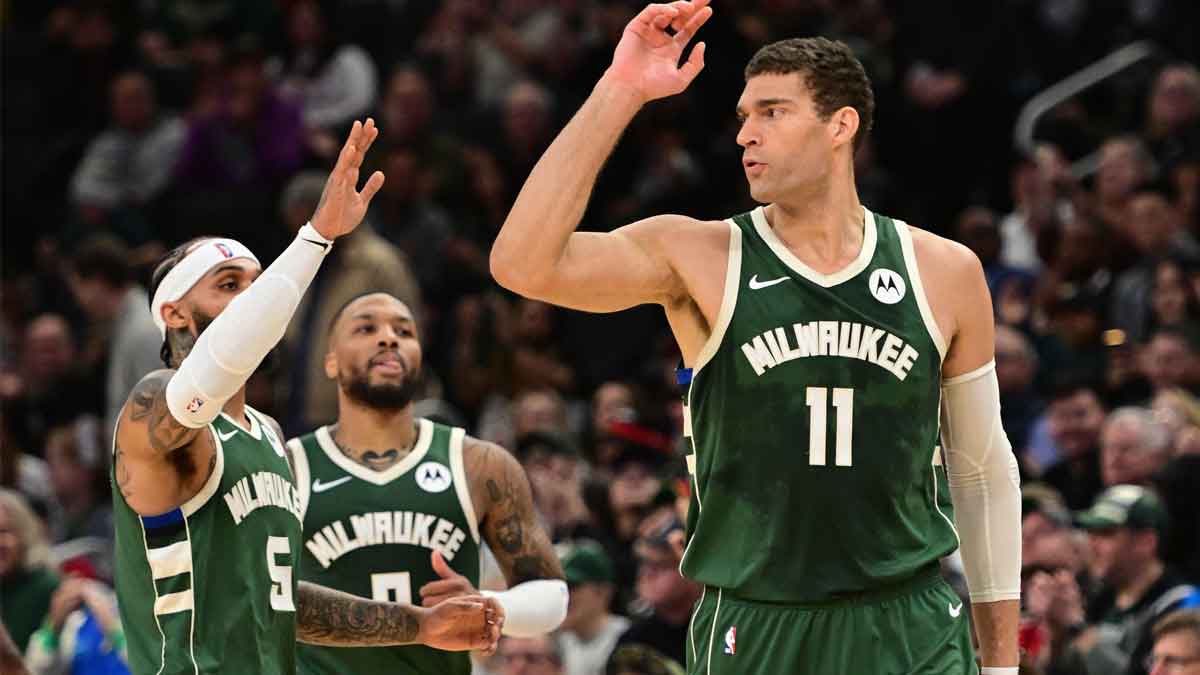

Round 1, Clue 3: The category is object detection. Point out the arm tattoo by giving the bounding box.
[472,441,565,585]
[295,582,420,646]
[128,371,196,454]
[114,448,133,499]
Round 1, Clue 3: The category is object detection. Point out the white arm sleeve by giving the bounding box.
[940,361,1022,604]
[482,579,568,637]
[166,224,332,427]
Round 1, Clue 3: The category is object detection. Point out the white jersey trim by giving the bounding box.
[147,541,193,580]
[893,219,949,361]
[180,426,225,519]
[448,427,481,544]
[751,205,878,288]
[315,419,433,485]
[286,438,312,520]
[693,220,742,374]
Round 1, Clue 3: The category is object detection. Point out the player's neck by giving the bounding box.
[765,177,864,271]
[220,390,249,429]
[331,402,419,471]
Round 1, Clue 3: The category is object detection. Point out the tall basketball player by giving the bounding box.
[490,2,1021,673]
[289,291,567,675]
[111,120,501,675]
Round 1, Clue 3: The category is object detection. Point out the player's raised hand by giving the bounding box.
[418,595,504,653]
[310,118,386,240]
[605,0,711,104]
[419,550,479,607]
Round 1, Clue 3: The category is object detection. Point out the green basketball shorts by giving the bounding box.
[686,565,977,674]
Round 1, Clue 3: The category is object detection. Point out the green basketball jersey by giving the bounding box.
[112,407,304,675]
[289,418,481,675]
[679,206,959,604]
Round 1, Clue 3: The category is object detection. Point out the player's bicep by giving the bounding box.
[474,444,564,585]
[518,216,687,313]
[941,247,996,379]
[116,369,203,457]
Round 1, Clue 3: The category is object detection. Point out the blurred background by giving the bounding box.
[1,1,1199,674]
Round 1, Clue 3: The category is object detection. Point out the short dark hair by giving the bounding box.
[326,290,409,337]
[745,37,875,151]
[72,236,132,287]
[1048,370,1104,404]
[149,237,212,367]
[1152,608,1200,643]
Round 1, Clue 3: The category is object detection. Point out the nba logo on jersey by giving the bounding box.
[214,242,234,258]
[186,397,205,414]
[868,268,906,304]
[724,626,736,655]
[415,462,452,493]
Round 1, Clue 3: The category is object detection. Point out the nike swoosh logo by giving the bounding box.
[302,237,330,250]
[949,601,963,618]
[748,274,789,290]
[312,476,353,493]
[217,429,238,442]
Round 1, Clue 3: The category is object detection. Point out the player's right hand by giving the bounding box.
[417,595,504,653]
[604,1,712,104]
[310,118,385,240]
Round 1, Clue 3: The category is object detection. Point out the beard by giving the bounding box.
[166,310,278,371]
[342,364,422,411]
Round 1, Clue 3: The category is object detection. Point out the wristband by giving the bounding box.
[981,668,1018,674]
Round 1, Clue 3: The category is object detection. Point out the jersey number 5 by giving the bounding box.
[267,536,296,611]
[805,387,854,467]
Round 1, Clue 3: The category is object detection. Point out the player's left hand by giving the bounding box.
[417,595,504,653]
[419,550,479,607]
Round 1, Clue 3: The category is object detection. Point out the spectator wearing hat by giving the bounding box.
[1145,610,1200,675]
[1042,486,1198,675]
[557,540,629,675]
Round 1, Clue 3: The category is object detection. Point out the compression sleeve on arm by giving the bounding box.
[166,224,332,427]
[482,579,568,637]
[940,361,1022,604]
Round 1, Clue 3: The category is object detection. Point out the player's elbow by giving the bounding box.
[489,245,553,299]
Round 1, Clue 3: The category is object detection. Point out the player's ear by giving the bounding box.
[830,106,859,151]
[161,301,189,331]
[324,349,338,380]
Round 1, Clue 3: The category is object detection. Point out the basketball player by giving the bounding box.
[490,2,1021,674]
[287,291,568,675]
[111,120,501,675]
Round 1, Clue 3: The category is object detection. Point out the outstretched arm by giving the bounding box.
[296,582,501,651]
[936,240,1021,672]
[490,1,711,312]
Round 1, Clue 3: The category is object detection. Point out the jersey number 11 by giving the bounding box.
[805,387,854,467]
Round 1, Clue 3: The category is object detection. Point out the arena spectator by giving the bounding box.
[0,489,59,653]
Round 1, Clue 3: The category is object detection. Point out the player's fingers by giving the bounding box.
[421,594,448,608]
[347,118,376,168]
[665,0,701,31]
[358,170,385,204]
[419,579,466,597]
[334,120,362,170]
[430,549,455,579]
[672,4,712,46]
[678,41,705,83]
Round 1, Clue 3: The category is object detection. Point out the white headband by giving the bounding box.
[151,238,261,337]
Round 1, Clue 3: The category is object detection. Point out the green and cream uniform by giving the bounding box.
[288,418,481,675]
[680,206,974,674]
[112,407,303,675]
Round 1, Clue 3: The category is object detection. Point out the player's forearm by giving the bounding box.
[165,226,332,428]
[295,581,423,647]
[490,75,643,294]
[971,600,1021,669]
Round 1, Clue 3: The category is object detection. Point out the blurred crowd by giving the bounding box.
[2,1,1199,674]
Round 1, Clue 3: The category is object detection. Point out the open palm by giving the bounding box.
[310,118,386,240]
[608,1,712,103]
